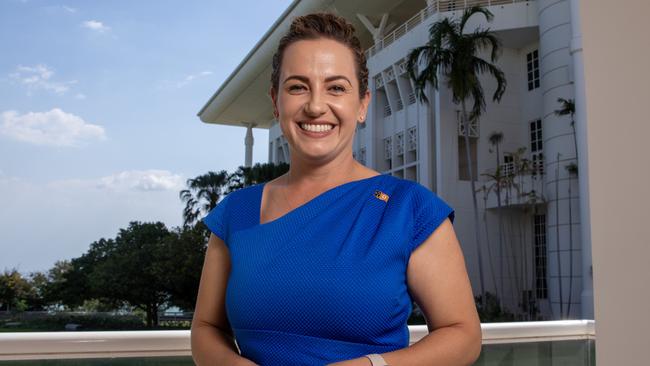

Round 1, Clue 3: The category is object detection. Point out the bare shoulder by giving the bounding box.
[406,218,480,333]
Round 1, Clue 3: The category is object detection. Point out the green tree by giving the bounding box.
[406,5,507,307]
[163,223,210,311]
[555,98,578,173]
[25,271,48,310]
[180,163,289,227]
[180,170,229,227]
[0,269,31,312]
[42,260,72,309]
[227,162,290,191]
[51,239,116,310]
[564,161,578,318]
[487,131,506,308]
[89,221,172,327]
[555,97,577,319]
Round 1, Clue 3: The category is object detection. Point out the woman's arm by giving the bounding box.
[331,218,482,366]
[191,233,258,366]
[391,218,482,365]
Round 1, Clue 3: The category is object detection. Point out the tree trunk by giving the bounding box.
[554,153,564,319]
[481,189,499,302]
[495,142,505,311]
[153,305,159,327]
[461,100,486,310]
[145,304,153,328]
[567,167,574,318]
[567,112,577,319]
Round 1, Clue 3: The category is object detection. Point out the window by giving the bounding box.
[374,74,384,89]
[407,127,417,151]
[534,214,548,299]
[407,90,416,105]
[527,49,540,91]
[383,137,392,160]
[395,98,404,111]
[458,136,478,181]
[457,111,479,138]
[530,119,544,175]
[383,104,392,117]
[501,154,514,177]
[396,132,404,156]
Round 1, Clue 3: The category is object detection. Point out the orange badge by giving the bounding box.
[374,190,389,202]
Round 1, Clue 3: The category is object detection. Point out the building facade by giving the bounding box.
[199,0,593,321]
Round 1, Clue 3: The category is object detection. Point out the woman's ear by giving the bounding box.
[270,87,278,118]
[358,90,371,122]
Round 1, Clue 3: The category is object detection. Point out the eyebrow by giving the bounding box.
[283,74,352,86]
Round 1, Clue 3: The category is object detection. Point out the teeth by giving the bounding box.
[299,123,334,132]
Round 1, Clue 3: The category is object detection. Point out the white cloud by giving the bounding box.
[176,70,213,88]
[82,20,110,33]
[0,108,106,147]
[9,64,76,95]
[51,170,184,192]
[62,5,76,13]
[75,93,86,99]
[96,170,184,191]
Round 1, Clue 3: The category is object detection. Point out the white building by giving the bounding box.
[198,0,593,321]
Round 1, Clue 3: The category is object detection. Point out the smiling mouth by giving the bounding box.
[298,122,336,132]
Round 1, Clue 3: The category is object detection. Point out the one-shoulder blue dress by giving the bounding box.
[203,173,454,365]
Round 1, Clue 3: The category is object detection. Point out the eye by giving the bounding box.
[288,84,306,92]
[330,85,346,93]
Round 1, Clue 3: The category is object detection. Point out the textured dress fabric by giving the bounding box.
[203,173,455,365]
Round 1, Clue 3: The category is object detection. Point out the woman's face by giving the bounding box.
[270,38,370,164]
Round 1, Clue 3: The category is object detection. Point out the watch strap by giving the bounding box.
[365,353,389,366]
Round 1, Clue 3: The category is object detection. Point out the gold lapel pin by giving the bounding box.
[374,190,389,202]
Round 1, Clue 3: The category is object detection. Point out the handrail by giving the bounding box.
[0,320,594,361]
[365,0,531,59]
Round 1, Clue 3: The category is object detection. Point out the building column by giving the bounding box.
[356,13,389,44]
[243,122,256,167]
[538,0,582,319]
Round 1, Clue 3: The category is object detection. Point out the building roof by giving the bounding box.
[197,0,426,128]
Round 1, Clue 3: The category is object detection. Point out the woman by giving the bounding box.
[191,13,481,366]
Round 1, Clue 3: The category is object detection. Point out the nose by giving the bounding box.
[304,88,326,117]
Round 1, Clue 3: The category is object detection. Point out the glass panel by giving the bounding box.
[475,339,595,366]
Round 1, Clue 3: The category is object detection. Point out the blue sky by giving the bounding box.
[0,0,292,274]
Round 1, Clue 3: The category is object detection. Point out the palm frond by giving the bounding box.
[459,6,494,33]
[469,29,502,62]
[472,57,507,102]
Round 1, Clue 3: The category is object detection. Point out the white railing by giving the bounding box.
[365,0,531,59]
[0,320,594,361]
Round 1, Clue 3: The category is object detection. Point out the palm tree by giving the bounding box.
[564,161,578,318]
[476,184,499,304]
[228,162,290,191]
[553,152,563,319]
[555,98,577,318]
[179,170,229,227]
[488,131,506,309]
[554,98,577,172]
[406,5,507,308]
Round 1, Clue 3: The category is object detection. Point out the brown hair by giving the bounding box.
[270,12,368,99]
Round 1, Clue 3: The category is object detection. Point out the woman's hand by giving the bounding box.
[326,356,372,366]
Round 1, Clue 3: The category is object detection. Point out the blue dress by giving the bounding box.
[203,173,454,365]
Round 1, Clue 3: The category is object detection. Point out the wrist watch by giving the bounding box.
[365,353,389,366]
